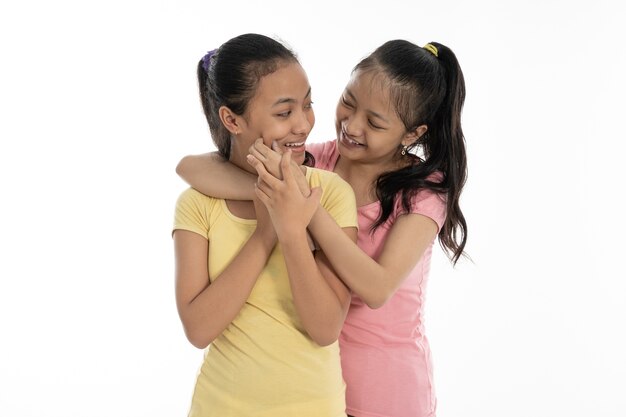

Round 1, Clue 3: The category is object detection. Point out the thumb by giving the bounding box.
[280,149,293,180]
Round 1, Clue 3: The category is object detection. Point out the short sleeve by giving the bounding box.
[173,188,214,239]
[395,189,447,232]
[316,171,358,230]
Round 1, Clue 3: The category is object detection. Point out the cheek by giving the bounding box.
[308,111,315,130]
[259,122,292,144]
[334,108,343,133]
[335,103,344,120]
[336,104,352,124]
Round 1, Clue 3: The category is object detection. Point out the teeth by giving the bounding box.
[342,131,364,146]
[285,142,304,147]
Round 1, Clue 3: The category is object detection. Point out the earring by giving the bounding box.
[401,145,408,156]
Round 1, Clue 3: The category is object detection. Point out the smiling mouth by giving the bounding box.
[284,141,305,148]
[346,138,365,146]
[342,131,365,147]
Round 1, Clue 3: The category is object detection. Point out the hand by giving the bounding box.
[270,141,311,197]
[247,139,311,197]
[248,138,282,179]
[253,150,322,241]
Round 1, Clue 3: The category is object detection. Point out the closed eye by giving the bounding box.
[368,120,383,129]
[341,96,354,108]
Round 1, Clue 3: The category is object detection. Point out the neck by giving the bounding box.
[229,149,257,176]
[334,157,380,206]
[334,154,410,206]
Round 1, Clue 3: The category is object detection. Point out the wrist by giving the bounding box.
[276,228,309,247]
[253,226,277,250]
[308,206,325,232]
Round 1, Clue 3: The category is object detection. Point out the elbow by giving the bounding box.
[308,326,342,347]
[184,326,214,350]
[188,338,210,350]
[311,334,339,347]
[363,292,393,310]
[175,155,191,179]
[365,299,387,310]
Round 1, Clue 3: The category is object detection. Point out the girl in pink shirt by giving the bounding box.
[177,40,468,417]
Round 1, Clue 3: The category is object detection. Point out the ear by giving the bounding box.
[402,124,428,147]
[218,106,245,135]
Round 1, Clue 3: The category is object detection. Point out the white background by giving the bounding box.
[1,1,624,416]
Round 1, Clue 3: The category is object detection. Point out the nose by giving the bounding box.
[293,108,314,136]
[343,114,364,138]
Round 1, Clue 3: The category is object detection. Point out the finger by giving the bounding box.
[246,153,262,166]
[280,150,294,183]
[249,148,266,163]
[256,178,274,197]
[247,153,268,172]
[249,141,268,163]
[253,138,274,159]
[254,184,271,207]
[248,155,282,188]
[246,154,262,170]
[250,140,283,178]
[288,163,310,196]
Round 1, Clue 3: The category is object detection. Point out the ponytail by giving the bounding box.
[429,42,468,264]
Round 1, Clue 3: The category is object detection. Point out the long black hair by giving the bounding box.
[355,40,468,264]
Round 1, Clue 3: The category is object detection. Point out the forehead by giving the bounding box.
[347,70,394,110]
[250,62,310,105]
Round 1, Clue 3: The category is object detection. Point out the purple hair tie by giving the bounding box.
[201,49,217,72]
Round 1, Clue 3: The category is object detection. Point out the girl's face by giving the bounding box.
[335,69,413,167]
[234,62,314,169]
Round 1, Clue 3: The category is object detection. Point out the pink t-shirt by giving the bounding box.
[307,140,446,417]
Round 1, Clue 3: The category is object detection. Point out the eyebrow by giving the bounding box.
[345,89,390,124]
[272,87,312,107]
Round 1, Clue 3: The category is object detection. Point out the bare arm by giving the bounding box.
[278,223,355,346]
[176,140,307,200]
[176,152,256,200]
[308,208,438,309]
[250,148,438,309]
[255,152,354,345]
[174,198,276,349]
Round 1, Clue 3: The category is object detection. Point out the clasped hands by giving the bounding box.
[246,139,320,247]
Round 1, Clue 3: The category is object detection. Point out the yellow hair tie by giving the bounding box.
[423,43,438,57]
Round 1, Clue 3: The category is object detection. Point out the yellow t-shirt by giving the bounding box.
[173,168,357,417]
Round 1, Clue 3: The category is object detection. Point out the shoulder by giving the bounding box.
[173,188,222,237]
[176,187,218,208]
[308,168,357,227]
[174,187,221,222]
[394,170,447,231]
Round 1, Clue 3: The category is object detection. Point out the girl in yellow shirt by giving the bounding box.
[172,33,357,417]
